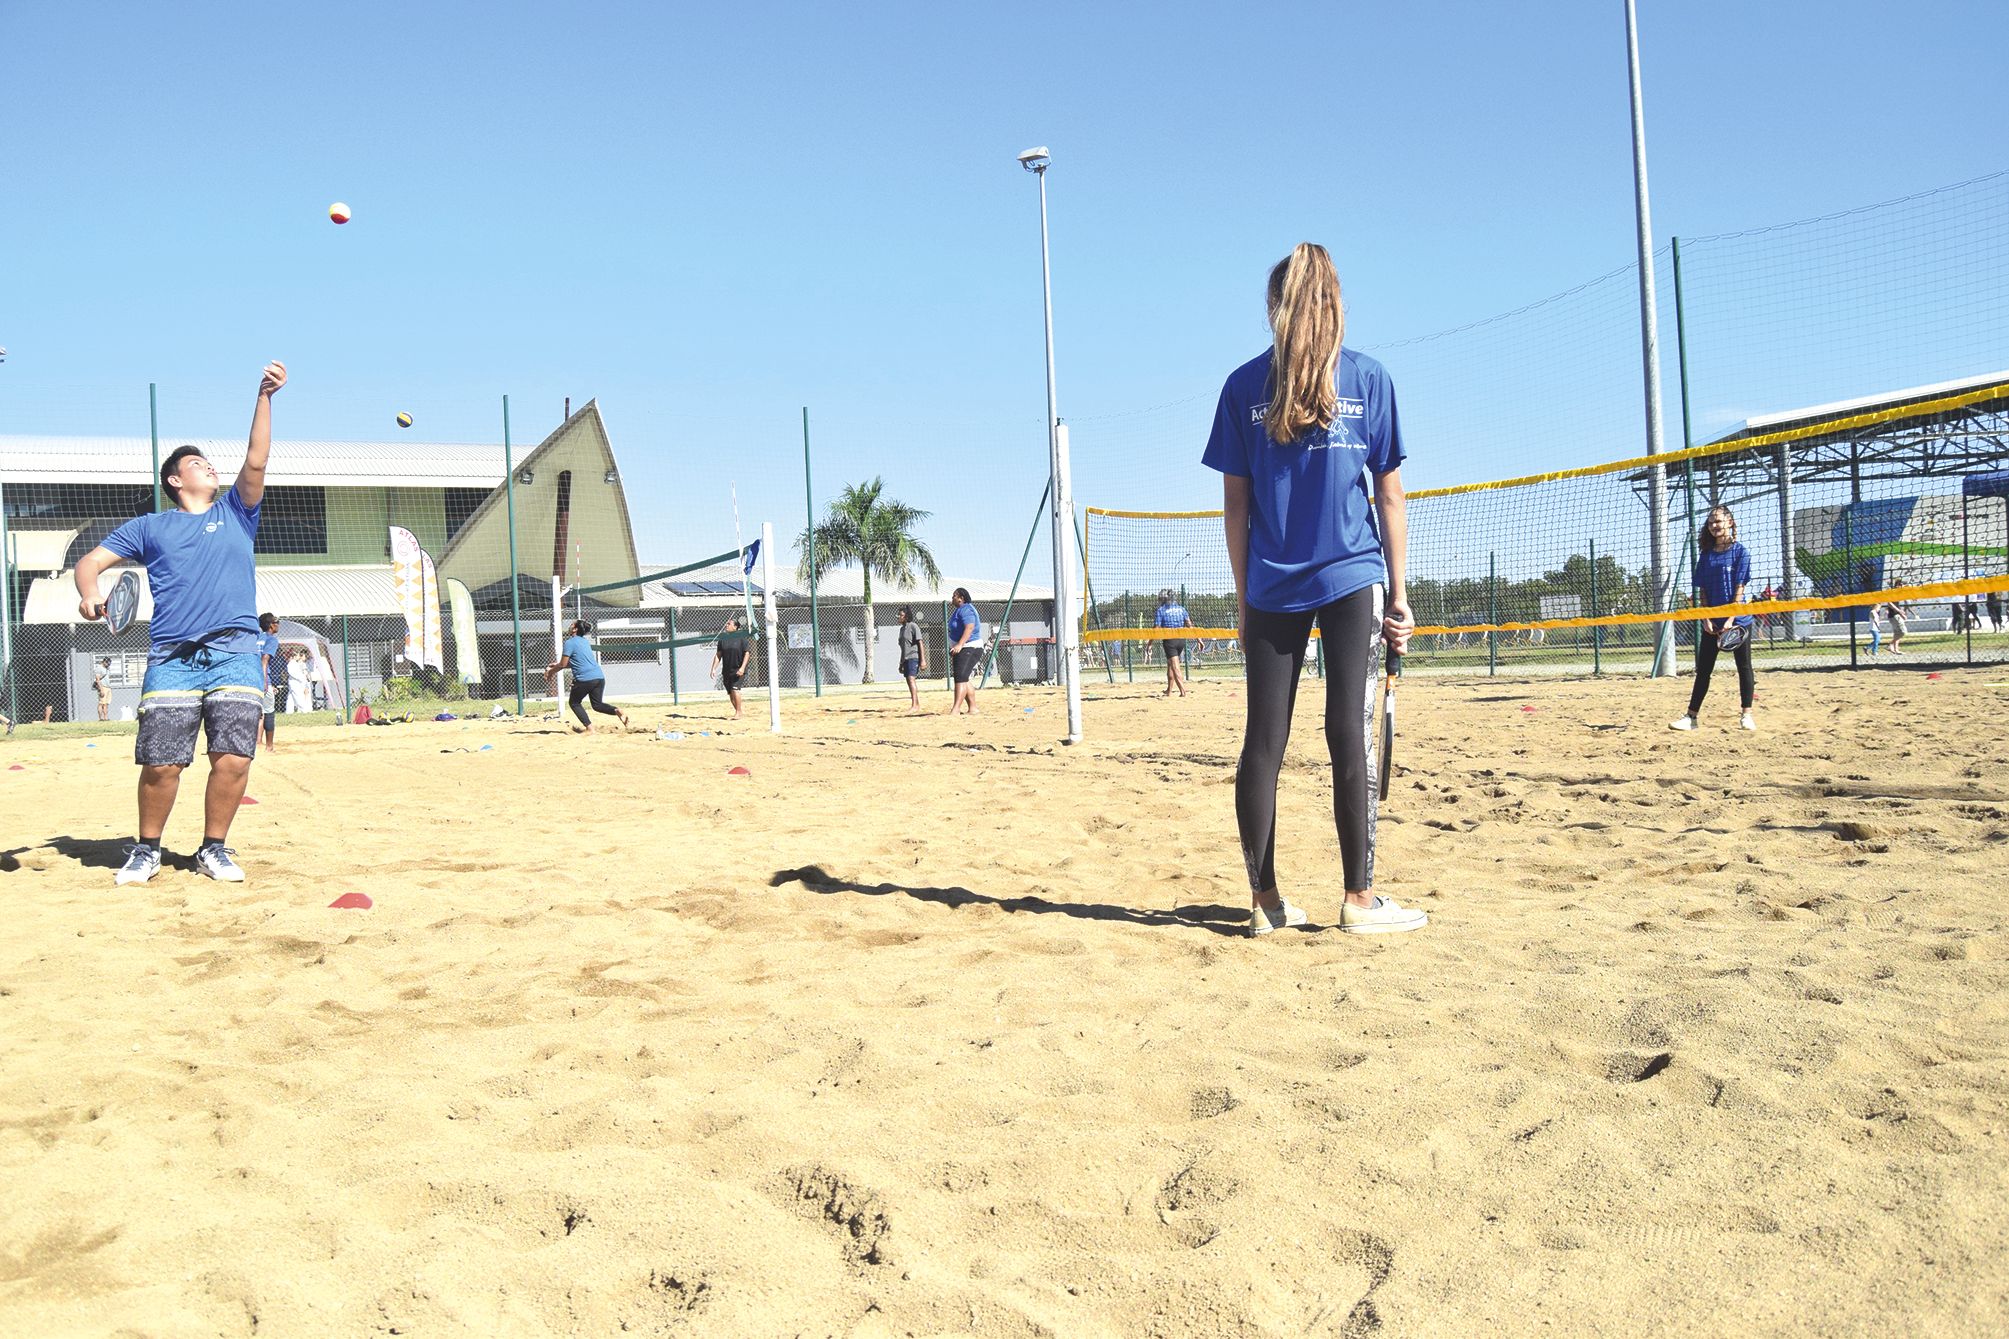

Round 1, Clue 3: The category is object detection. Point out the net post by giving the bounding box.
[802,408,822,697]
[0,476,14,725]
[503,395,524,715]
[1963,506,1973,666]
[1590,537,1603,676]
[941,601,951,689]
[1123,592,1133,683]
[762,521,781,732]
[148,383,162,512]
[340,613,352,725]
[1847,441,1862,667]
[1488,551,1498,676]
[1776,443,1797,643]
[668,607,680,705]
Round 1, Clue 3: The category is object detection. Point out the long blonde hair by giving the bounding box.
[1264,243,1345,445]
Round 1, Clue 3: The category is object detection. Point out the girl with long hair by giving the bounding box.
[1669,504,1757,732]
[1203,243,1424,937]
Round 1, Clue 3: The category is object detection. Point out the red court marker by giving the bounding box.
[6,764,23,772]
[1926,672,1943,680]
[329,892,372,910]
[727,765,752,777]
[239,796,259,806]
[1520,705,1538,713]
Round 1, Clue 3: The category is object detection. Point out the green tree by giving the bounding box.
[797,477,941,683]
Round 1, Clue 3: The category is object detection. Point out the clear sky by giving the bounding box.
[4,1,2004,584]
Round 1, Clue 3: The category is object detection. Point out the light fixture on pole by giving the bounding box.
[1018,144,1083,744]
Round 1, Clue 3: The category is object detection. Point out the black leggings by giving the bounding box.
[569,677,621,725]
[1687,629,1754,715]
[1236,585,1383,894]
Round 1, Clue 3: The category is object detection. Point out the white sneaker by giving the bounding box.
[114,843,161,886]
[196,845,245,882]
[1668,715,1698,731]
[1250,898,1309,937]
[1339,894,1429,935]
[1740,712,1756,731]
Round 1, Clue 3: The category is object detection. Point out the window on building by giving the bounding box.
[444,487,490,542]
[256,486,327,555]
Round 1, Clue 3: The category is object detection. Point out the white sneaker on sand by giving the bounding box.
[1668,715,1697,731]
[114,844,161,886]
[1740,712,1756,731]
[1250,899,1309,937]
[196,845,245,882]
[1339,895,1428,935]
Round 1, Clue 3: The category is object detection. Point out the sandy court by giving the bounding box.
[2,667,2006,1336]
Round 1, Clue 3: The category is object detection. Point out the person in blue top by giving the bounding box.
[72,361,288,887]
[1669,504,1758,733]
[257,612,283,753]
[1155,590,1193,698]
[1203,245,1424,938]
[942,587,983,716]
[546,619,631,734]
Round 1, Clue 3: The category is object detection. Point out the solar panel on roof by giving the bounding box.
[667,581,712,597]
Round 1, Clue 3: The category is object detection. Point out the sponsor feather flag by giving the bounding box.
[389,526,445,672]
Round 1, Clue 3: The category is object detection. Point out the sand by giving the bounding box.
[2,667,2006,1337]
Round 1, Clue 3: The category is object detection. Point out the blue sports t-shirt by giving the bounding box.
[102,489,264,661]
[948,603,983,649]
[1694,542,1754,628]
[259,631,283,684]
[1155,602,1190,630]
[563,634,606,681]
[1202,347,1405,613]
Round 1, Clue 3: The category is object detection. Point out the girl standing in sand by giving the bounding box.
[1669,504,1757,733]
[1204,243,1423,938]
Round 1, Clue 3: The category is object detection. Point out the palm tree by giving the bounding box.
[798,477,941,683]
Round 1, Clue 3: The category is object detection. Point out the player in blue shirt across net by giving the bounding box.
[1669,504,1759,734]
[1203,245,1426,938]
[1155,590,1192,698]
[72,362,288,886]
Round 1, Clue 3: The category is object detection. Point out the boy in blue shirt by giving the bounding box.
[1154,590,1192,698]
[73,361,288,886]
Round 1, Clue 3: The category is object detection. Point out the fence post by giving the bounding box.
[1963,506,1973,666]
[340,613,352,724]
[503,395,524,714]
[1488,551,1498,676]
[802,408,822,697]
[1590,537,1602,676]
[1776,443,1797,644]
[1847,440,1862,668]
[668,607,680,705]
[0,476,15,725]
[1123,593,1134,683]
[941,601,952,689]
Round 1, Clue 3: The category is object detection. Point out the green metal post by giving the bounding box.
[979,481,1051,688]
[149,383,163,512]
[340,613,352,723]
[1123,593,1134,683]
[802,407,823,696]
[1488,552,1498,676]
[504,395,524,714]
[0,477,16,725]
[1079,513,1114,684]
[667,607,680,705]
[1590,538,1602,675]
[941,601,952,689]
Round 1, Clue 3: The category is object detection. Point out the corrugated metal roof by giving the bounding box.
[0,435,506,487]
[24,563,402,624]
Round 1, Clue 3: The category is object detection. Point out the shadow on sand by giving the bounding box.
[769,864,1250,939]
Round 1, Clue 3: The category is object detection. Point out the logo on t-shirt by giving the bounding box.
[204,520,222,533]
[1335,396,1365,418]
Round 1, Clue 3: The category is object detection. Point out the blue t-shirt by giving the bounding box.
[562,634,605,681]
[1155,602,1190,630]
[101,489,264,660]
[947,603,983,649]
[259,631,283,684]
[1202,347,1405,613]
[1694,542,1754,627]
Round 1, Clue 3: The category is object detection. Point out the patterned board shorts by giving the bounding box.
[136,649,265,766]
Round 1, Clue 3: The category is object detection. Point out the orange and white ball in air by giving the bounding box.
[329,202,351,225]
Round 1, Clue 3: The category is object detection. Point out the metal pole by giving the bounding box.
[1488,551,1498,676]
[1845,506,1858,669]
[1964,505,1973,666]
[941,601,952,690]
[149,383,163,512]
[981,481,1051,689]
[340,613,352,724]
[802,408,822,697]
[1625,0,1674,678]
[1123,592,1134,683]
[0,477,15,724]
[667,607,680,705]
[1077,510,1113,684]
[1590,537,1603,675]
[1029,161,1083,743]
[762,520,782,732]
[503,395,524,715]
[1777,443,1797,645]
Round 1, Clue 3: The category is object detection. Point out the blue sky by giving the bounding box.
[3,1,2004,584]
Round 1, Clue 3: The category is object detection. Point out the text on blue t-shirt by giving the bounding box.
[1201,347,1405,613]
[102,489,264,659]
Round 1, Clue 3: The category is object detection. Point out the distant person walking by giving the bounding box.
[1155,590,1192,697]
[710,614,754,719]
[546,618,630,733]
[93,657,114,722]
[943,588,983,716]
[1987,590,2003,633]
[896,606,927,712]
[257,613,282,751]
[1888,601,1909,653]
[1867,602,1886,657]
[1670,504,1757,733]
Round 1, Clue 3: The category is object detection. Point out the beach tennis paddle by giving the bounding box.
[102,570,141,635]
[1379,640,1401,801]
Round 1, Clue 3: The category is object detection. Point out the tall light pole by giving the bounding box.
[1624,0,1675,677]
[1019,145,1084,743]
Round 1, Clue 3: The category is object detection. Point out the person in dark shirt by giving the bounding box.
[896,605,927,712]
[711,615,753,719]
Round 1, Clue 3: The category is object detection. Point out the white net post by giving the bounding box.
[549,574,564,706]
[1055,423,1082,743]
[762,521,781,733]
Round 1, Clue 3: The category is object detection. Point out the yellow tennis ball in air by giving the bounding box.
[395,412,413,429]
[329,202,352,225]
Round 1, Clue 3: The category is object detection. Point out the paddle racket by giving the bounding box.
[1379,640,1402,801]
[1715,622,1751,651]
[102,570,142,635]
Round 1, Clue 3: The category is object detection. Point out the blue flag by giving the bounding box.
[742,539,760,576]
